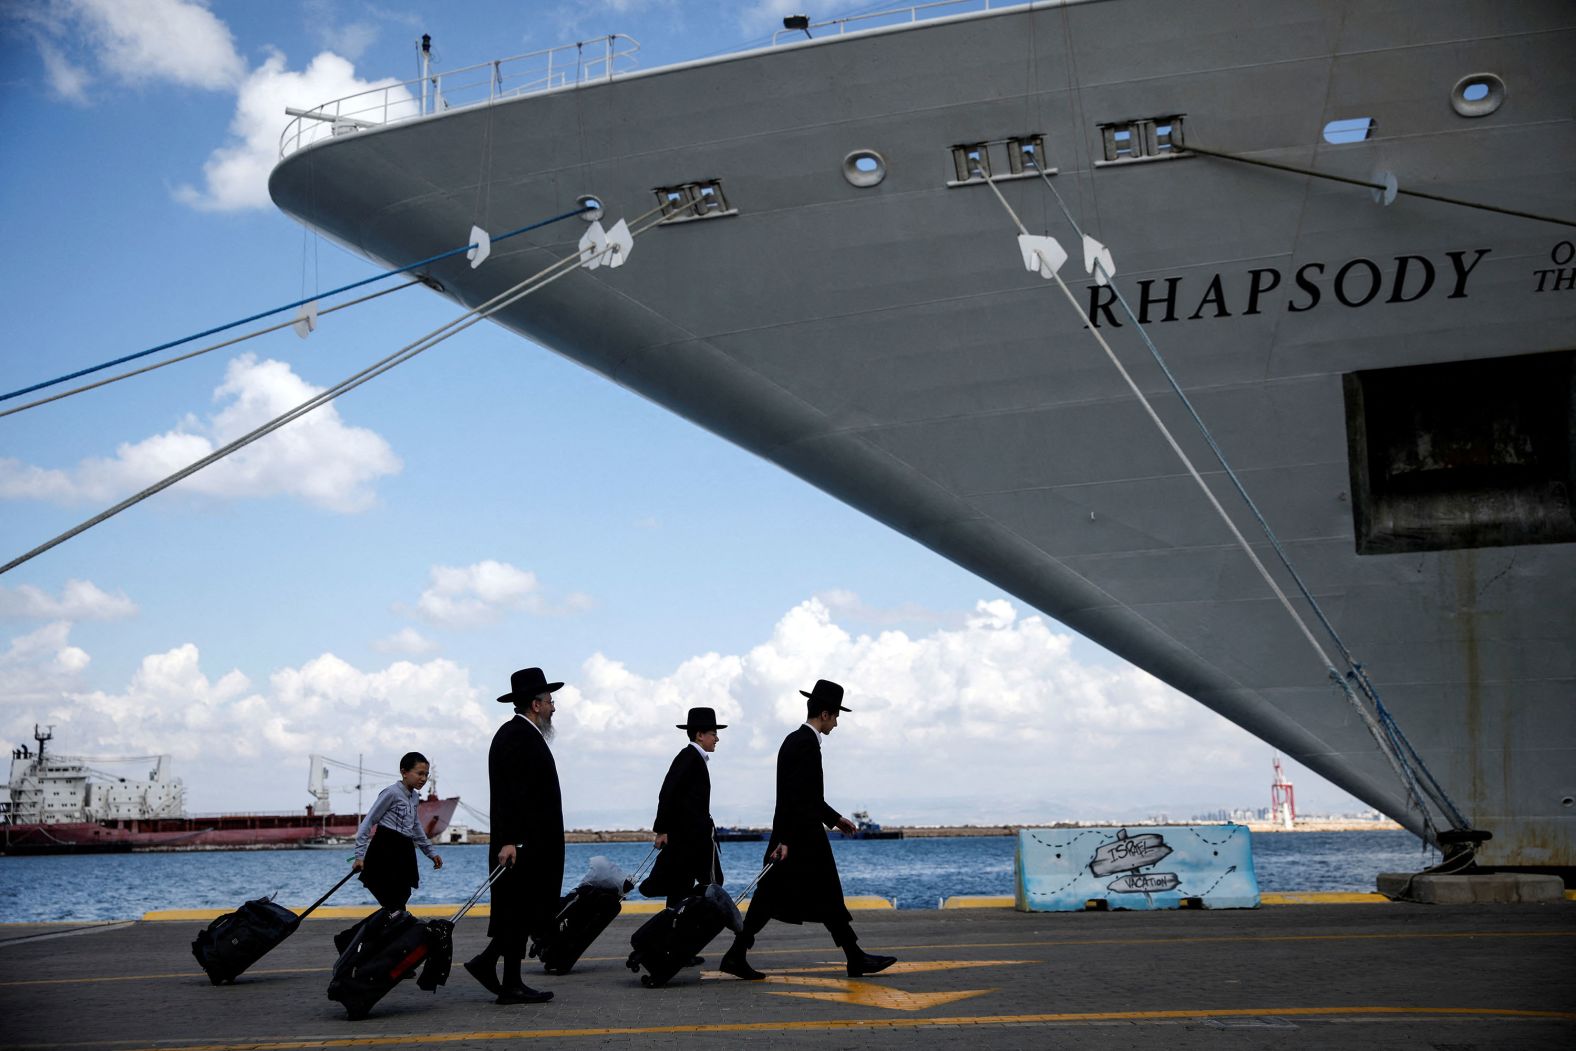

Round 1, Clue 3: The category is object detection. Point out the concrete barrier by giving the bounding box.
[1015,824,1260,911]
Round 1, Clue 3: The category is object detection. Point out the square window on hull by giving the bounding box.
[1343,350,1576,554]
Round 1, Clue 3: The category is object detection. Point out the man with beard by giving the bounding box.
[719,679,896,981]
[464,667,564,1005]
[641,708,725,908]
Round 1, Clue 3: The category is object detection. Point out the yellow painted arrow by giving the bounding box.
[765,975,995,1012]
[700,961,1034,1012]
[784,959,1035,976]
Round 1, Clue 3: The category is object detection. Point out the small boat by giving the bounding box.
[831,811,903,840]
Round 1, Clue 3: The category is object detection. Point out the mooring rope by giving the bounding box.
[0,281,420,420]
[969,165,1448,842]
[0,205,594,405]
[0,200,674,577]
[1181,142,1575,229]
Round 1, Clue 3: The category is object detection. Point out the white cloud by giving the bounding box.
[0,354,401,513]
[0,622,92,710]
[406,560,593,628]
[0,629,494,812]
[554,595,1263,823]
[303,0,380,62]
[21,2,409,211]
[36,39,93,103]
[174,49,412,211]
[0,580,137,621]
[373,627,440,656]
[36,0,246,92]
[815,587,951,628]
[0,595,1354,827]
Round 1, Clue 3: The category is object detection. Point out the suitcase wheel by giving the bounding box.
[625,953,641,972]
[640,974,658,988]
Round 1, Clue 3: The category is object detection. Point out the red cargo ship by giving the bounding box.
[2,726,459,855]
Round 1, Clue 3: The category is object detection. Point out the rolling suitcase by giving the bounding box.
[327,863,503,1020]
[529,850,653,975]
[626,863,754,988]
[192,870,354,985]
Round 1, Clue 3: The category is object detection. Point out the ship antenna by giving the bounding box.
[33,724,52,761]
[419,34,432,115]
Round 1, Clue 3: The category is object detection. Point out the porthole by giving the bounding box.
[843,149,887,188]
[1451,73,1504,117]
[1323,118,1374,144]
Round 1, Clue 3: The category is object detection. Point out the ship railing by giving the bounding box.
[769,0,1016,45]
[280,34,641,158]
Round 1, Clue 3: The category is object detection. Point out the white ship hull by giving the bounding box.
[270,0,1576,870]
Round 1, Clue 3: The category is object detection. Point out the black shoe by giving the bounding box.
[719,949,765,981]
[847,952,897,978]
[685,956,705,967]
[463,956,502,995]
[495,984,553,1005]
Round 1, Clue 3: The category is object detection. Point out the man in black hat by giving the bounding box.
[641,707,726,909]
[464,668,563,1005]
[719,679,896,981]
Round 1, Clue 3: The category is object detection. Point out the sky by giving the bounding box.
[0,0,1374,832]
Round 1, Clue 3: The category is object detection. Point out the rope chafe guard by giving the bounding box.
[292,300,319,339]
[467,225,491,269]
[578,219,632,270]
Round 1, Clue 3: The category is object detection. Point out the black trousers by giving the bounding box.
[739,903,856,948]
[360,826,418,911]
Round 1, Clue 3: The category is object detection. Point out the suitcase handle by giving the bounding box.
[552,846,658,923]
[296,869,357,922]
[740,862,773,899]
[450,860,511,924]
[624,845,658,897]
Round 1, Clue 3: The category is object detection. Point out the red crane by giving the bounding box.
[1271,754,1297,828]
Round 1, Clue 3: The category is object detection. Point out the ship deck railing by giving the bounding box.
[277,4,1044,159]
[769,0,1020,45]
[279,35,641,158]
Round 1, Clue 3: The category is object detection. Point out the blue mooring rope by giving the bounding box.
[0,204,592,404]
[1025,159,1474,835]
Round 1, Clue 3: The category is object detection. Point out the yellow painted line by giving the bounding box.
[941,895,1013,909]
[143,895,895,922]
[104,1007,1576,1050]
[925,891,1403,909]
[1261,891,1390,905]
[143,905,477,921]
[0,966,325,987]
[9,929,1571,989]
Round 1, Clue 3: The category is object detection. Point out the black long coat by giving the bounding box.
[751,724,849,925]
[640,744,721,899]
[486,714,564,945]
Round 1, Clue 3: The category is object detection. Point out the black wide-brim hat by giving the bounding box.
[676,706,727,731]
[800,678,851,713]
[497,667,564,704]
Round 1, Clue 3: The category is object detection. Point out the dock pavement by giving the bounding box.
[2,897,1573,1050]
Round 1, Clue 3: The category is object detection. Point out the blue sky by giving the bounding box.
[0,0,1368,830]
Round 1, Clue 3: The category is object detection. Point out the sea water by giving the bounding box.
[0,831,1439,923]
